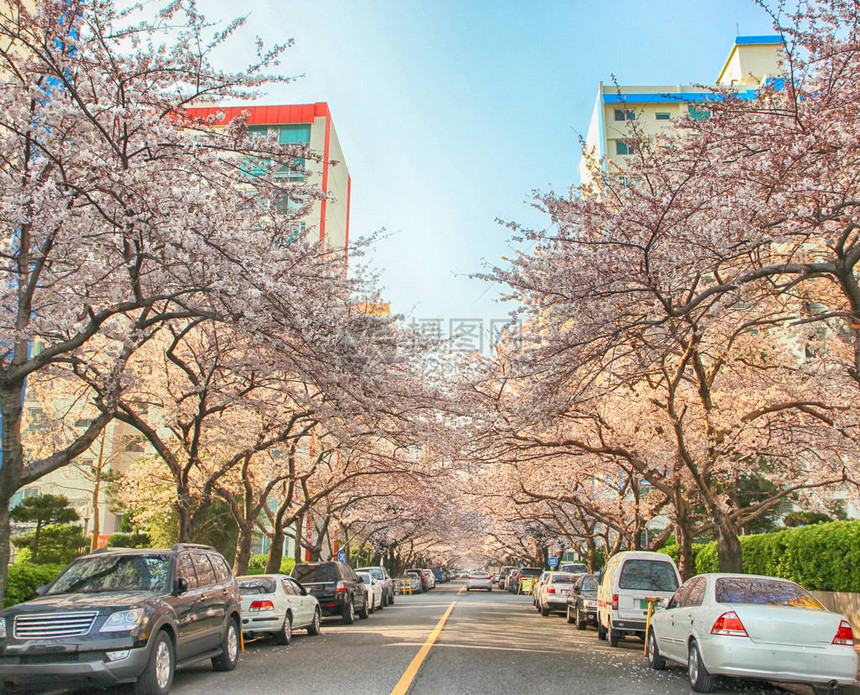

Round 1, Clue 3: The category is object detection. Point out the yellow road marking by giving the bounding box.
[457,586,466,595]
[390,601,457,695]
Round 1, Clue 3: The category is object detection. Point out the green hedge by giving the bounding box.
[5,562,64,607]
[662,520,860,592]
[241,554,296,576]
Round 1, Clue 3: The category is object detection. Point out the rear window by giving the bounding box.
[581,576,599,592]
[560,564,588,574]
[552,574,578,583]
[618,560,679,592]
[715,577,824,609]
[237,577,276,594]
[469,572,489,578]
[292,564,338,583]
[519,568,542,577]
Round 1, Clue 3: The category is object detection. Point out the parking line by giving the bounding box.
[389,601,457,695]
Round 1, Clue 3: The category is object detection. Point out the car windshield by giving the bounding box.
[715,577,824,609]
[237,577,276,594]
[552,573,578,583]
[618,560,679,592]
[292,564,338,583]
[362,568,384,580]
[469,572,489,578]
[357,573,372,584]
[48,554,170,594]
[561,564,588,574]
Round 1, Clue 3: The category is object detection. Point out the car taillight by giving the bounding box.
[711,611,748,637]
[833,620,854,646]
[335,581,347,593]
[547,587,555,594]
[611,594,618,610]
[248,600,274,612]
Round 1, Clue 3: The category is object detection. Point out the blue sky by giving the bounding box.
[202,0,778,334]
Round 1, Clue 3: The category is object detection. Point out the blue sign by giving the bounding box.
[548,556,558,567]
[337,550,346,563]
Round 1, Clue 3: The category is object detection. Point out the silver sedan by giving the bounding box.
[646,573,857,693]
[466,571,493,591]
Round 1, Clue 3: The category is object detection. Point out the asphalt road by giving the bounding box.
[143,580,845,695]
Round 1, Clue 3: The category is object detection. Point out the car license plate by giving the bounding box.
[560,590,569,596]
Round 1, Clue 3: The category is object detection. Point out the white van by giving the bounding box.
[596,550,681,647]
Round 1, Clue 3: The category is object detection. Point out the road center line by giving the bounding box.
[389,600,457,695]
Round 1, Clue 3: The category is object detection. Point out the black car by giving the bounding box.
[0,543,241,694]
[566,573,599,629]
[291,562,368,624]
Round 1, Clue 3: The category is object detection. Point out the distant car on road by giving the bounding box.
[558,562,588,575]
[291,561,369,624]
[567,573,599,629]
[356,566,395,606]
[466,571,493,591]
[237,574,321,644]
[404,569,426,593]
[509,567,541,594]
[0,543,241,694]
[498,566,516,589]
[647,573,858,694]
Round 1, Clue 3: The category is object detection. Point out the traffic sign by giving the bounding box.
[337,550,346,563]
[548,556,558,567]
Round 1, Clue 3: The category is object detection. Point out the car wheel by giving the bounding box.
[466,587,471,592]
[342,598,355,625]
[566,606,575,624]
[487,587,491,592]
[812,687,845,695]
[597,620,607,641]
[212,617,240,671]
[646,629,666,670]
[608,625,621,647]
[306,607,321,636]
[541,604,550,617]
[576,607,587,631]
[688,640,715,693]
[381,592,388,608]
[388,590,394,606]
[377,594,384,610]
[274,611,292,646]
[133,629,174,695]
[358,596,370,619]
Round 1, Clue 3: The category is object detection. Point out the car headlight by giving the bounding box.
[100,609,145,633]
[0,618,6,639]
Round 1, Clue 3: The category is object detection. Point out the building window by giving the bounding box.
[655,112,671,120]
[615,141,636,155]
[614,108,636,121]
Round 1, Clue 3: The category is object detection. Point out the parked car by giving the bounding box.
[532,571,552,608]
[465,571,493,591]
[236,574,321,644]
[567,573,599,629]
[505,568,522,593]
[596,550,681,647]
[404,569,426,593]
[498,566,516,589]
[509,567,541,593]
[356,571,384,612]
[356,566,395,606]
[0,543,240,694]
[647,573,858,694]
[559,562,588,574]
[291,562,369,624]
[421,569,436,590]
[429,566,447,584]
[537,572,580,616]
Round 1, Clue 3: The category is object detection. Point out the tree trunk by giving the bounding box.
[177,490,193,543]
[266,525,285,574]
[293,513,303,562]
[90,435,105,552]
[674,495,695,580]
[0,505,11,601]
[233,523,254,576]
[585,536,597,572]
[716,517,744,573]
[0,376,27,602]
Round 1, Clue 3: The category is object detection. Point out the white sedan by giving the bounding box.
[237,574,322,644]
[647,573,857,693]
[466,571,493,591]
[357,571,384,612]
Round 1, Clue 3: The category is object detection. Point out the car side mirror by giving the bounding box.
[174,577,189,595]
[666,596,677,610]
[35,584,47,597]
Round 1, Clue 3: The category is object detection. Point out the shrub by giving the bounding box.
[5,562,65,607]
[11,524,88,565]
[241,554,296,576]
[680,520,860,592]
[106,532,151,548]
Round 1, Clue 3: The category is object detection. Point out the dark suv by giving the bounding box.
[0,543,241,694]
[291,562,368,624]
